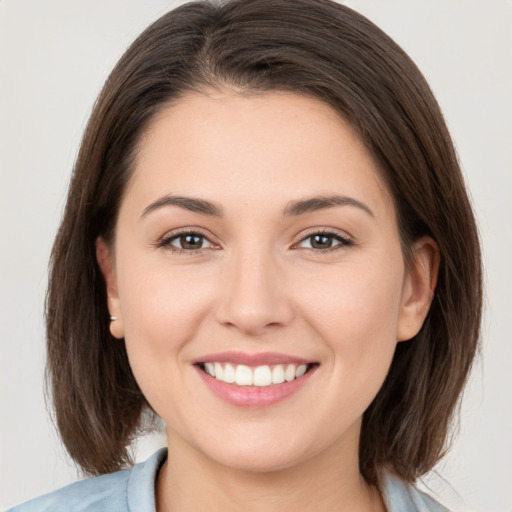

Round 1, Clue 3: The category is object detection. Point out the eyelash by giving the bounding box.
[155,228,354,255]
[155,229,218,256]
[296,229,354,252]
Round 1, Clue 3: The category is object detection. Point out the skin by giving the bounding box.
[97,91,439,512]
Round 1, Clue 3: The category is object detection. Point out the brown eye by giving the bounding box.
[310,234,335,249]
[177,234,204,250]
[296,232,352,251]
[158,231,216,252]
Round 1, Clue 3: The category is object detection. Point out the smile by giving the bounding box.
[200,362,311,387]
[194,353,319,408]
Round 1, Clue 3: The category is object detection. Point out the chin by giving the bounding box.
[216,450,306,474]
[199,431,315,474]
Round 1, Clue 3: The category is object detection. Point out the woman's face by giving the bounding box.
[98,91,434,472]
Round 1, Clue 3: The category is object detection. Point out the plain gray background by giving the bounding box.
[1,1,511,510]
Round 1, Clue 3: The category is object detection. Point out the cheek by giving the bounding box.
[118,246,215,331]
[293,262,404,435]
[297,256,404,377]
[302,257,403,328]
[115,254,216,389]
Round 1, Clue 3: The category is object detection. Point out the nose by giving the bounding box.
[215,247,294,336]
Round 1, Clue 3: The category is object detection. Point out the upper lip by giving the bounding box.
[193,351,315,366]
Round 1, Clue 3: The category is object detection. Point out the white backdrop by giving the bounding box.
[1,1,511,510]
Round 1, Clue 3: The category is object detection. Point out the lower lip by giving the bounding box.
[195,365,317,408]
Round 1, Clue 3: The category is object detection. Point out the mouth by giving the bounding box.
[193,353,319,408]
[196,361,318,387]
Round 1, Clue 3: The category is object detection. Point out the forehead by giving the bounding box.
[125,91,393,218]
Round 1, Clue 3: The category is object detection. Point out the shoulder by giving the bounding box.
[6,449,167,512]
[7,469,130,512]
[381,471,449,512]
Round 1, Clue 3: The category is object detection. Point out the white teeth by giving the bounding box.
[235,365,253,386]
[203,362,311,386]
[214,362,224,381]
[285,364,296,382]
[296,364,307,378]
[253,365,272,387]
[205,362,215,377]
[272,365,285,384]
[223,363,236,383]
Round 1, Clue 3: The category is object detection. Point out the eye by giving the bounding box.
[157,230,217,253]
[296,231,352,251]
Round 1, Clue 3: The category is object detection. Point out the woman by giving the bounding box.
[8,0,482,510]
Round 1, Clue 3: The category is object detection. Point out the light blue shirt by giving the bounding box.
[7,449,447,511]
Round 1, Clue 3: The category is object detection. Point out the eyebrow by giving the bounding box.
[283,195,374,218]
[141,195,224,218]
[141,193,374,219]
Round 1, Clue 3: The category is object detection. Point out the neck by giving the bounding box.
[156,429,385,512]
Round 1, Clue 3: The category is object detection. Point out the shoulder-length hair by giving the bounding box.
[46,0,482,485]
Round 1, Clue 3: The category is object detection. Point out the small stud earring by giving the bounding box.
[110,316,118,322]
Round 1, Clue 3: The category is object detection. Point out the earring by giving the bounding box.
[110,315,118,321]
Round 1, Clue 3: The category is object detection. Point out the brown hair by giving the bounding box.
[46,0,482,485]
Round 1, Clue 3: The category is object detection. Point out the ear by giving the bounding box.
[397,236,440,342]
[96,237,124,339]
